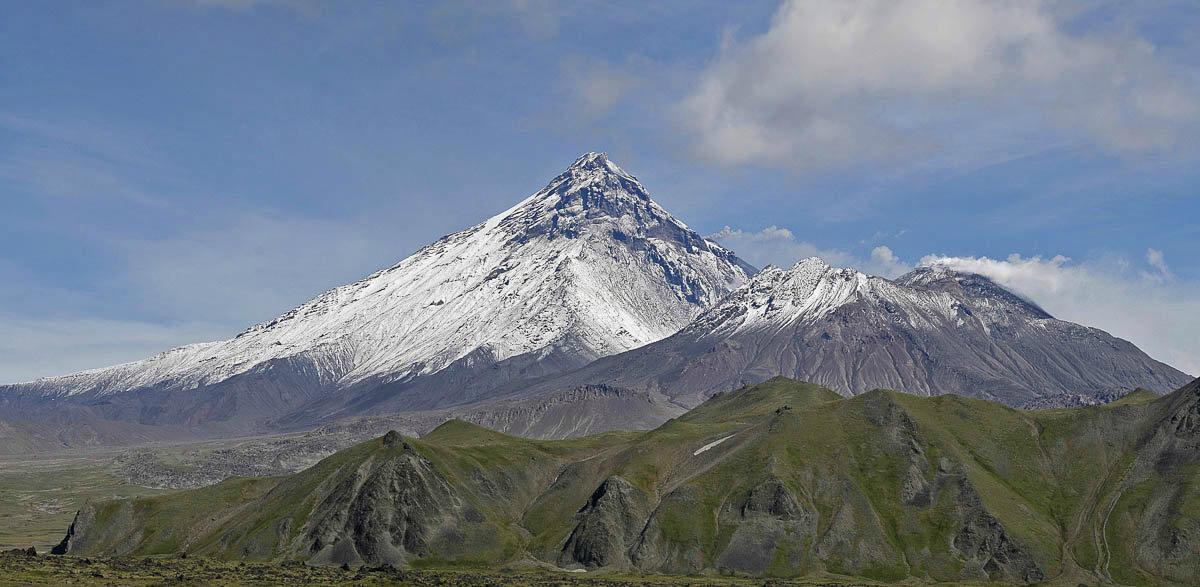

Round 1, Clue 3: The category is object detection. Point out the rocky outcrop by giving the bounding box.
[865,391,1044,583]
[812,483,903,577]
[1104,378,1200,583]
[301,439,469,567]
[50,509,86,555]
[49,501,147,558]
[631,485,707,574]
[714,477,817,575]
[557,476,651,569]
[938,462,1044,583]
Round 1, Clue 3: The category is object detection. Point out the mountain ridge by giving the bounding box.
[499,256,1190,420]
[52,376,1200,585]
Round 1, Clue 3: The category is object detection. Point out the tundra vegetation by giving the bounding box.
[41,377,1200,586]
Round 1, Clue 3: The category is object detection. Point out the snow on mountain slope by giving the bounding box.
[9,153,752,406]
[516,257,1191,412]
[686,258,1046,339]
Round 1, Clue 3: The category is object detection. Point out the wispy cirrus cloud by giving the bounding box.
[0,112,411,382]
[425,0,575,42]
[0,206,389,383]
[0,113,173,207]
[186,0,318,13]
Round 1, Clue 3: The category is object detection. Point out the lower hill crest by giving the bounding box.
[51,377,1200,585]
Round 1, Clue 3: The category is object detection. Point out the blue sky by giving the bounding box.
[2,0,1199,382]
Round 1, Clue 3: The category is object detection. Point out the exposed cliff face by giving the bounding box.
[54,377,1200,584]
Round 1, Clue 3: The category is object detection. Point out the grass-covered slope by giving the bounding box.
[54,377,1200,585]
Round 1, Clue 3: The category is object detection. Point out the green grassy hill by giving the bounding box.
[54,377,1200,585]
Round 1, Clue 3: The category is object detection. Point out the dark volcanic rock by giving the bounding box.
[558,476,651,569]
[714,477,817,575]
[940,465,1044,584]
[304,446,465,567]
[630,485,707,574]
[1109,378,1200,583]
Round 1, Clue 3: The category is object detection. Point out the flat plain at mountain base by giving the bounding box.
[47,378,1200,585]
[0,454,162,552]
[0,551,965,587]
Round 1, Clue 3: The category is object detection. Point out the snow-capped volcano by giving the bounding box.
[2,153,751,431]
[519,257,1191,412]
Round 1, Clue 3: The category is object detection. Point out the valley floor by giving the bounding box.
[0,552,1028,586]
[0,423,396,550]
[0,453,163,552]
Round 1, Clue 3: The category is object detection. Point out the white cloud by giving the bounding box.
[707,226,856,269]
[708,226,914,278]
[1146,247,1174,281]
[680,0,1200,171]
[864,245,913,279]
[922,252,1199,376]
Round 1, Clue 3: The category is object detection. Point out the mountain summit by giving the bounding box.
[1,153,752,435]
